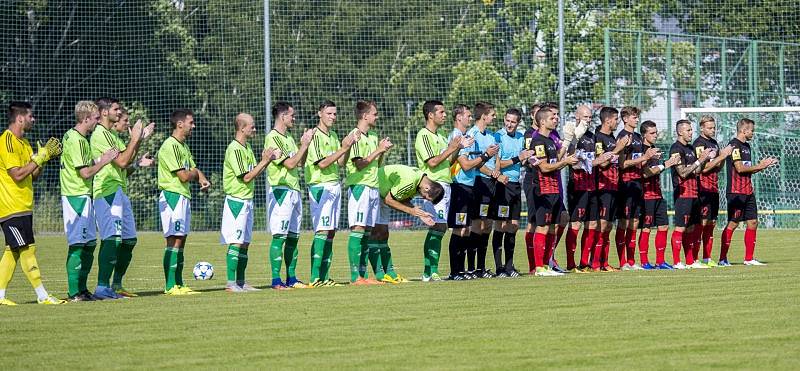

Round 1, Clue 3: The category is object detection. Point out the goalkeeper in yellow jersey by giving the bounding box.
[0,101,65,305]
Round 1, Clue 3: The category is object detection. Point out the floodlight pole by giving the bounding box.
[264,0,271,130]
[557,0,565,120]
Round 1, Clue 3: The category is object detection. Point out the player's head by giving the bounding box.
[317,100,337,128]
[95,97,120,123]
[504,108,522,133]
[418,175,445,204]
[114,107,130,133]
[542,102,559,116]
[529,103,542,129]
[535,106,557,131]
[737,118,755,140]
[170,108,195,137]
[598,106,619,130]
[699,115,716,139]
[452,104,472,130]
[272,101,294,128]
[355,100,378,127]
[620,106,640,128]
[8,101,34,130]
[640,120,658,146]
[675,119,693,142]
[235,113,256,139]
[75,100,100,132]
[473,101,495,125]
[575,105,592,125]
[423,100,446,126]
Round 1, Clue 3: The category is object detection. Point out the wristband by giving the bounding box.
[511,156,521,164]
[657,165,665,172]
[480,153,490,162]
[693,160,701,168]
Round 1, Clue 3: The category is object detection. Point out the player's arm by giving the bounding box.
[317,132,357,169]
[7,162,39,182]
[622,146,658,169]
[279,129,315,170]
[643,155,680,178]
[733,157,777,174]
[79,148,120,179]
[112,120,150,168]
[353,138,392,170]
[498,149,534,169]
[242,148,277,183]
[674,159,701,178]
[539,153,579,173]
[383,193,434,226]
[419,134,462,169]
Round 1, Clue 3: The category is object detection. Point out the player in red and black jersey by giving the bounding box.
[615,107,660,270]
[692,116,733,266]
[669,119,713,269]
[528,106,578,276]
[591,107,629,271]
[638,121,681,269]
[719,118,778,266]
[522,103,542,268]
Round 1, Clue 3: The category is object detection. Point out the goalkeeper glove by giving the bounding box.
[31,137,62,167]
[574,120,589,141]
[561,121,577,148]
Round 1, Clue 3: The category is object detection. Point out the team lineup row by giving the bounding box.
[0,98,775,304]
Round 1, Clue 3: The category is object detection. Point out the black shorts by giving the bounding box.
[727,193,758,223]
[640,199,669,228]
[593,190,617,222]
[473,176,496,220]
[492,182,522,221]
[568,190,597,222]
[673,197,701,227]
[616,181,643,219]
[1,215,35,250]
[448,183,476,229]
[698,192,720,221]
[532,193,562,227]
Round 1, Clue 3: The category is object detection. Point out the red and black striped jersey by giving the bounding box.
[594,131,619,191]
[529,134,560,194]
[617,129,644,182]
[670,141,699,199]
[726,138,754,195]
[641,144,663,200]
[569,131,596,191]
[693,136,721,193]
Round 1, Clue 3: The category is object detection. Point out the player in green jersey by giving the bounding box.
[158,109,210,295]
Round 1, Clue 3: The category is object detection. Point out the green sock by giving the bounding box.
[97,237,120,287]
[270,234,287,280]
[310,233,326,282]
[66,244,83,297]
[79,240,96,292]
[367,239,384,277]
[163,247,178,290]
[358,232,370,278]
[380,240,397,279]
[425,230,444,275]
[320,237,334,281]
[112,238,136,289]
[237,248,248,286]
[284,233,300,280]
[175,249,185,286]
[347,231,364,282]
[226,244,240,283]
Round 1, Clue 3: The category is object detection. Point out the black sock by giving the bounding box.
[467,232,478,271]
[504,231,517,272]
[448,234,461,276]
[492,231,505,272]
[476,232,490,272]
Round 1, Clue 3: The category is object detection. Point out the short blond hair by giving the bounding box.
[75,100,98,123]
[699,115,716,128]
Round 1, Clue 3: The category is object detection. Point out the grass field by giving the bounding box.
[1,229,799,369]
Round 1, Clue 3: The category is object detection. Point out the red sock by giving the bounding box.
[671,230,683,264]
[602,230,611,268]
[533,232,547,269]
[655,229,667,265]
[719,228,734,261]
[625,228,637,266]
[744,228,757,261]
[565,227,579,270]
[555,225,566,248]
[591,230,604,269]
[543,233,555,266]
[638,229,650,265]
[683,229,695,265]
[579,228,593,267]
[615,226,626,267]
[525,232,535,272]
[702,224,715,260]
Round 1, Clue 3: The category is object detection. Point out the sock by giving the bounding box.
[579,228,593,267]
[284,232,300,280]
[320,237,334,281]
[671,230,683,264]
[112,238,136,289]
[655,229,667,265]
[533,232,547,269]
[236,248,248,286]
[555,224,566,248]
[424,229,444,275]
[19,245,47,300]
[683,229,695,265]
[615,226,627,267]
[565,227,579,269]
[601,230,611,267]
[638,230,650,265]
[226,244,240,283]
[690,227,701,264]
[702,224,715,260]
[270,234,286,280]
[476,233,489,272]
[744,228,757,261]
[542,233,554,268]
[492,231,504,272]
[367,239,384,277]
[66,244,83,297]
[309,232,326,282]
[380,241,397,279]
[359,232,370,278]
[0,247,18,295]
[175,249,185,286]
[448,234,462,276]
[162,247,178,290]
[525,232,535,272]
[625,229,637,266]
[591,230,604,269]
[80,240,96,292]
[503,232,516,272]
[720,227,734,261]
[467,232,478,272]
[97,237,120,287]
[348,231,364,282]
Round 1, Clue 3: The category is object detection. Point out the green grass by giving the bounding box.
[1,229,799,369]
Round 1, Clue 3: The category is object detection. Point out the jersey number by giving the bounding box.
[321,216,331,227]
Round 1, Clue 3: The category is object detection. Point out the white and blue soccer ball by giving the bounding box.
[193,262,214,280]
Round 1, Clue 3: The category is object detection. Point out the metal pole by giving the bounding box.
[406,101,413,166]
[558,0,565,118]
[604,29,611,105]
[263,0,271,129]
[666,36,673,138]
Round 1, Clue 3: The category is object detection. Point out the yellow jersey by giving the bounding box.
[0,129,34,220]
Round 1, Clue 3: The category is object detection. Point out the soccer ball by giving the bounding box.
[193,262,214,280]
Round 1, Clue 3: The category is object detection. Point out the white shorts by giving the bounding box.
[347,185,380,228]
[308,182,341,231]
[62,195,96,245]
[421,182,450,224]
[377,202,391,225]
[268,187,303,235]
[220,196,253,244]
[159,190,191,237]
[93,187,136,240]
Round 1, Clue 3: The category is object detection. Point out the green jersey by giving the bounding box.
[59,128,93,196]
[223,140,256,199]
[265,129,301,191]
[345,128,380,188]
[379,164,423,201]
[90,124,127,198]
[305,128,340,185]
[157,136,196,198]
[414,127,451,183]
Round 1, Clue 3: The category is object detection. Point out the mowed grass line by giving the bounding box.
[1,230,798,369]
